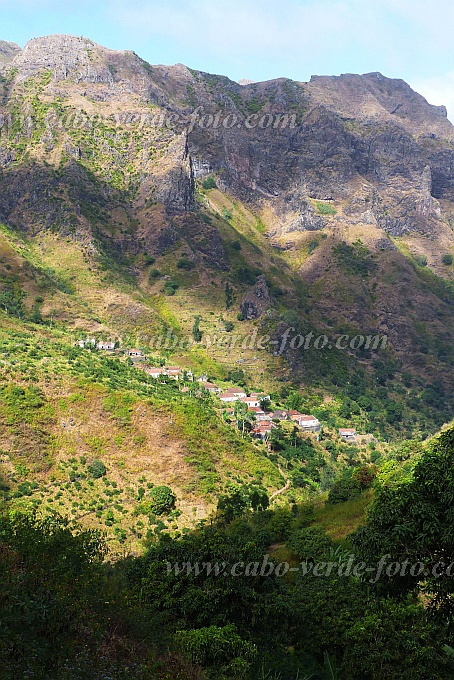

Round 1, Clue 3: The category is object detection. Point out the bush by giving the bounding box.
[415,254,427,267]
[328,477,361,504]
[177,258,195,270]
[164,280,178,295]
[224,321,234,332]
[230,240,242,251]
[149,268,161,279]
[201,176,217,190]
[287,526,333,560]
[442,253,453,266]
[307,239,319,255]
[148,485,176,515]
[87,460,106,479]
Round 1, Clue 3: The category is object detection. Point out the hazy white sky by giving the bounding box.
[1,0,453,120]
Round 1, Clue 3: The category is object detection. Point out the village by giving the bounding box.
[75,338,359,443]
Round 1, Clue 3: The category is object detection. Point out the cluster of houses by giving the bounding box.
[75,338,358,442]
[211,386,322,440]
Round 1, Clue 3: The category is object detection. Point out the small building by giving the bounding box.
[96,341,115,351]
[240,396,261,408]
[295,414,320,432]
[147,367,167,379]
[339,428,357,442]
[270,410,288,421]
[128,349,143,357]
[250,392,270,402]
[219,388,247,403]
[76,337,96,348]
[167,367,182,380]
[251,421,275,440]
[200,381,221,393]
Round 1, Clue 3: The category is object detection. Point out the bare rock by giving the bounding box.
[241,275,272,320]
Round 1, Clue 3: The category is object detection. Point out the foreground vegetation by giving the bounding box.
[0,424,453,678]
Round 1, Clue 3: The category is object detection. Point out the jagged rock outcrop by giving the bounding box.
[241,275,272,319]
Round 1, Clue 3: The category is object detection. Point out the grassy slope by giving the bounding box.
[0,318,285,556]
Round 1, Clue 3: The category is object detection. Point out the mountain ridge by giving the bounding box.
[0,33,453,441]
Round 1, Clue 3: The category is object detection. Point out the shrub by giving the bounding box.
[148,485,176,515]
[328,477,361,504]
[308,239,319,255]
[87,460,106,479]
[287,526,333,560]
[441,253,453,266]
[230,240,241,251]
[149,268,161,279]
[164,280,178,295]
[177,258,195,270]
[201,176,217,190]
[415,254,427,267]
[224,321,234,332]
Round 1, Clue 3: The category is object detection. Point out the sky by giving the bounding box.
[1,0,453,120]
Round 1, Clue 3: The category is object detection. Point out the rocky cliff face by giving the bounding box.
[1,35,453,242]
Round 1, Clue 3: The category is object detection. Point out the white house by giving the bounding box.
[339,428,357,441]
[240,396,261,408]
[296,414,320,431]
[76,337,96,348]
[96,341,115,351]
[250,392,270,402]
[200,381,221,394]
[128,349,143,357]
[219,388,247,403]
[147,367,167,379]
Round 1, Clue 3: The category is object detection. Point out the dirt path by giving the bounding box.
[270,465,291,501]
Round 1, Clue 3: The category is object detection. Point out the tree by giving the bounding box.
[285,392,304,412]
[327,477,361,504]
[175,624,257,674]
[352,425,454,617]
[0,286,26,318]
[88,459,106,479]
[225,282,234,309]
[233,400,255,436]
[344,600,451,680]
[192,315,202,342]
[287,526,333,560]
[352,464,377,489]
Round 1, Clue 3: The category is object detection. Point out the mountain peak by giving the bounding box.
[0,40,21,65]
[306,70,452,138]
